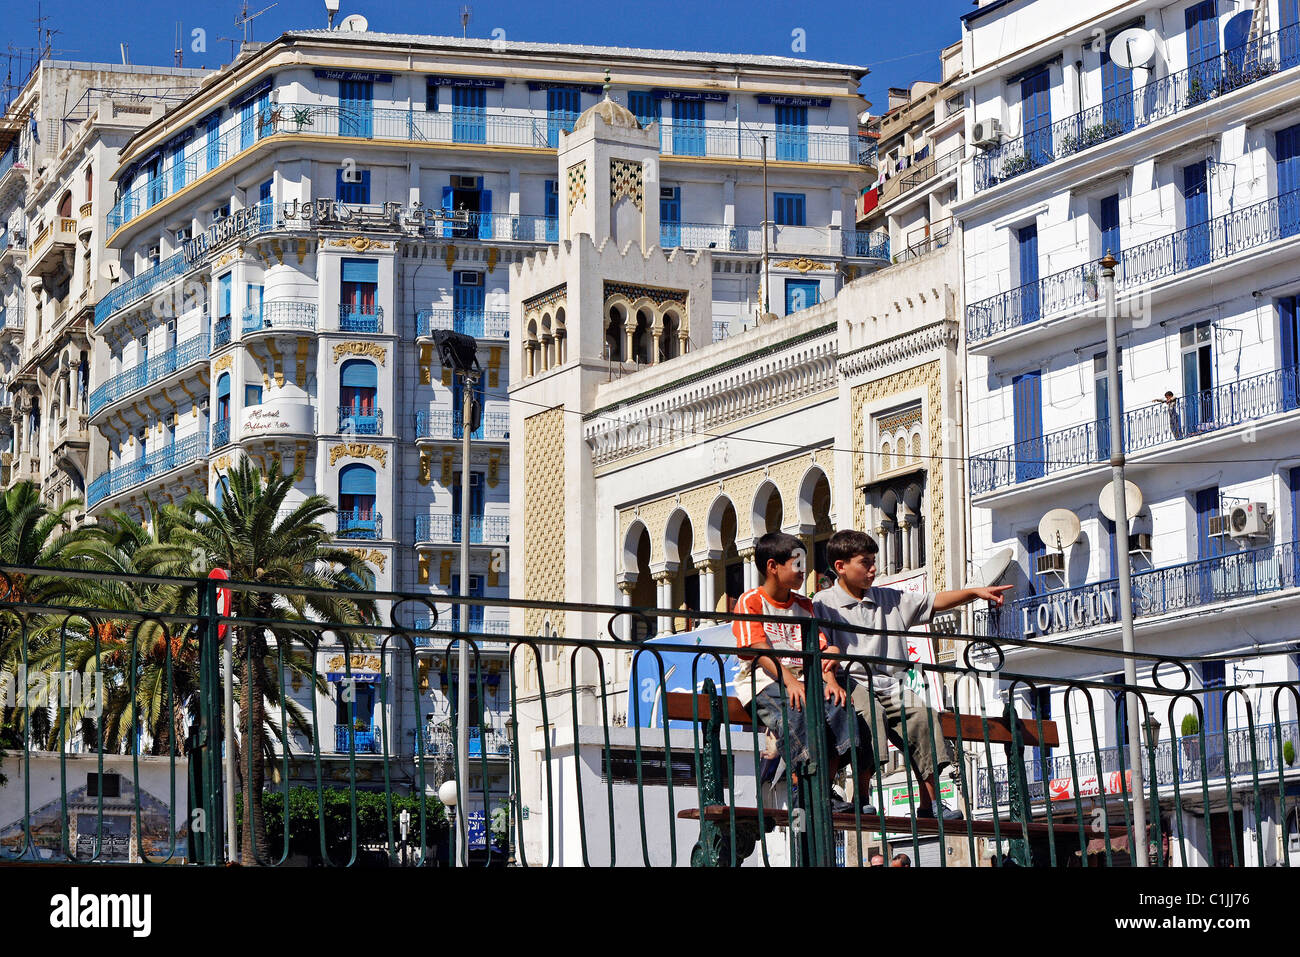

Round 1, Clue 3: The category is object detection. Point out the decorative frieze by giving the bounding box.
[332,341,388,365]
[328,443,389,467]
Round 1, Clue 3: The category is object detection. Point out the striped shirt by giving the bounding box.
[731,587,827,704]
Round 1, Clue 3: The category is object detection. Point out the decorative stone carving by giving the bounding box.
[328,443,389,467]
[523,407,566,637]
[610,158,644,211]
[327,237,391,252]
[345,547,388,572]
[332,341,388,365]
[774,257,831,273]
[213,355,234,374]
[566,162,587,215]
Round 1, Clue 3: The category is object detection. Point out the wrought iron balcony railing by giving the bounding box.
[413,513,509,544]
[339,304,383,333]
[656,222,888,261]
[86,431,210,508]
[211,419,231,449]
[337,509,383,540]
[88,335,208,418]
[970,366,1300,494]
[968,189,1300,344]
[415,308,509,339]
[213,316,231,349]
[93,251,188,327]
[338,406,384,435]
[974,23,1300,193]
[334,725,381,754]
[973,540,1300,641]
[414,409,510,441]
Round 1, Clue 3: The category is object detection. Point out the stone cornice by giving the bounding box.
[837,319,957,378]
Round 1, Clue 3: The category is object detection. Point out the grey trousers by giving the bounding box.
[850,682,950,783]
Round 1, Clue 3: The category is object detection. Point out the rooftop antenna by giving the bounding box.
[120,42,131,66]
[460,5,471,38]
[216,35,241,61]
[235,0,278,44]
[174,22,183,67]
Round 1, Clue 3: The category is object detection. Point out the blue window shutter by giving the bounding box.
[1099,194,1121,259]
[336,168,345,201]
[340,259,379,283]
[1195,486,1221,559]
[1100,44,1135,133]
[1201,660,1226,734]
[1291,466,1300,542]
[339,464,377,496]
[359,170,370,204]
[218,273,232,318]
[213,479,225,509]
[1019,66,1052,167]
[1278,125,1300,237]
[1012,370,1045,482]
[1018,224,1040,324]
[442,186,455,239]
[340,359,378,388]
[479,188,492,239]
[1026,530,1046,594]
[217,373,231,402]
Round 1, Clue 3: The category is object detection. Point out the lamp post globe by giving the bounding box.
[438,780,458,808]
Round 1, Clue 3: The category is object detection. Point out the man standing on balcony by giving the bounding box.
[1153,390,1182,439]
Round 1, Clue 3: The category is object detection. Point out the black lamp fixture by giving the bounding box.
[432,329,483,433]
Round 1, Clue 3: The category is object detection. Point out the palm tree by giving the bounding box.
[0,482,98,749]
[170,458,376,864]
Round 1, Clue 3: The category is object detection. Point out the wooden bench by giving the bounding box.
[665,681,1123,866]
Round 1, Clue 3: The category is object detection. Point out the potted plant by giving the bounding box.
[1179,713,1201,773]
[1001,153,1032,179]
[1284,739,1296,767]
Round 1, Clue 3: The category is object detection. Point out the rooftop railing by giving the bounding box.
[974,23,1300,192]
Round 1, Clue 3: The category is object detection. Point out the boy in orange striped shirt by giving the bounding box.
[733,531,872,813]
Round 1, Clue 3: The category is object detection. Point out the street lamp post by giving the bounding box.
[1101,251,1148,867]
[432,330,481,868]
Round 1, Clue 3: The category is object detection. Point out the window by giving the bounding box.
[1281,297,1300,410]
[774,104,808,162]
[1194,485,1222,561]
[336,681,376,731]
[338,463,377,536]
[206,113,222,170]
[1100,39,1135,134]
[1098,193,1121,261]
[1017,223,1040,324]
[1185,0,1222,95]
[1180,320,1213,433]
[1012,370,1045,482]
[450,574,486,630]
[869,468,926,575]
[453,270,485,326]
[340,258,380,330]
[1024,529,1048,594]
[1278,123,1300,238]
[628,91,657,128]
[57,190,72,218]
[547,88,581,148]
[785,278,819,315]
[245,283,263,329]
[216,373,231,424]
[670,99,705,156]
[212,202,230,222]
[245,384,262,406]
[1181,161,1211,269]
[239,92,269,152]
[452,86,487,144]
[339,81,373,138]
[660,186,681,246]
[84,163,93,202]
[339,359,379,434]
[1199,660,1226,773]
[145,157,162,207]
[1031,687,1053,782]
[217,273,232,321]
[170,144,186,192]
[1284,0,1300,69]
[258,178,272,227]
[335,167,371,205]
[1020,65,1052,168]
[544,179,558,242]
[441,176,492,239]
[773,192,806,226]
[1093,349,1123,458]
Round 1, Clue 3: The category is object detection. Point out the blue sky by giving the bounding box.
[3,0,971,113]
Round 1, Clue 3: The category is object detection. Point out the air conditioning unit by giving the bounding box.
[1128,533,1152,554]
[972,118,1004,150]
[456,271,482,286]
[1229,502,1270,538]
[1035,552,1065,575]
[452,175,479,190]
[660,187,676,200]
[340,164,363,184]
[1208,514,1229,537]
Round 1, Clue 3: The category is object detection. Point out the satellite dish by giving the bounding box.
[99,260,122,282]
[1038,508,1081,551]
[339,13,369,31]
[1109,28,1156,70]
[967,548,1014,588]
[1099,479,1144,522]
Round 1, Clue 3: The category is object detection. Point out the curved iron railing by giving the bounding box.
[86,431,209,507]
[88,335,208,419]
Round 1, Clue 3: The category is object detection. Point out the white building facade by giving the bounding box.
[957,0,1300,865]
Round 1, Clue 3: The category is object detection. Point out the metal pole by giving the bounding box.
[455,368,477,867]
[1101,251,1149,867]
[761,135,770,317]
[223,627,237,863]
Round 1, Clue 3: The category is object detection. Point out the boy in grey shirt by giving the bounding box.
[812,529,1011,820]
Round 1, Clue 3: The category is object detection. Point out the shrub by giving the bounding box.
[1180,713,1200,738]
[1285,740,1296,767]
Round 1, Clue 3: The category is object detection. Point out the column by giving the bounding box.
[738,546,757,591]
[877,525,891,576]
[651,328,662,364]
[800,534,816,595]
[694,557,719,617]
[624,325,635,363]
[652,570,675,636]
[900,517,913,572]
[616,577,637,607]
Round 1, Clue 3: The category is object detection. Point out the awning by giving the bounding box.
[228,76,273,110]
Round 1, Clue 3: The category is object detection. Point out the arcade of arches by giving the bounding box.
[617,455,834,634]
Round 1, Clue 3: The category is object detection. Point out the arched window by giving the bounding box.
[213,475,225,509]
[338,464,377,537]
[84,164,93,203]
[57,190,73,218]
[216,373,231,424]
[339,359,379,434]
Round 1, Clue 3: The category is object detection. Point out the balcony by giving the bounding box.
[338,304,383,333]
[94,251,189,328]
[879,147,962,206]
[334,725,381,755]
[338,406,384,435]
[213,317,231,349]
[977,718,1300,809]
[337,509,382,540]
[415,308,509,339]
[433,211,557,243]
[974,23,1300,193]
[0,300,24,336]
[414,513,509,545]
[657,222,889,260]
[973,540,1300,642]
[244,300,317,335]
[211,419,231,449]
[28,217,77,273]
[659,121,866,166]
[77,201,93,241]
[970,366,1300,495]
[414,409,509,441]
[968,189,1300,346]
[411,616,509,639]
[88,334,208,420]
[107,159,199,232]
[86,431,209,508]
[424,725,512,758]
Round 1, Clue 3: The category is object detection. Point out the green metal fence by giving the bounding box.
[0,563,1297,867]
